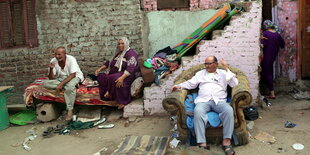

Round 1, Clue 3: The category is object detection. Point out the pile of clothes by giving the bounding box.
[143,46,180,85]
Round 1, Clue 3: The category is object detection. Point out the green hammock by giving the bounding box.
[173,3,243,59]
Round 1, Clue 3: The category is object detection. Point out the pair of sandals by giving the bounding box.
[198,145,235,155]
[42,127,54,138]
[42,124,66,138]
[93,117,115,129]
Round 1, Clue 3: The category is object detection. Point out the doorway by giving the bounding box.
[262,0,273,21]
[298,0,310,78]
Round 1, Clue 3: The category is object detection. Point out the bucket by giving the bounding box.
[0,87,13,131]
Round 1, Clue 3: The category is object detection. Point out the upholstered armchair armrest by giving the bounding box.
[230,68,252,128]
[162,89,189,129]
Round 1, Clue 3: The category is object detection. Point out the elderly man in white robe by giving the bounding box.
[171,56,238,155]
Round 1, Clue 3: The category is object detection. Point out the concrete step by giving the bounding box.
[123,98,144,118]
[197,40,207,48]
[211,30,223,40]
[7,104,27,111]
[181,56,194,67]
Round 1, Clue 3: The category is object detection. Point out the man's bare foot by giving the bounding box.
[222,138,231,146]
[198,143,208,147]
[65,110,73,121]
[104,91,110,98]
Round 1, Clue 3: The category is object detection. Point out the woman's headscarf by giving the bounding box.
[263,20,280,32]
[114,37,131,72]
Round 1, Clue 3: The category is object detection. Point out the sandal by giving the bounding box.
[198,145,210,150]
[222,145,235,155]
[54,124,65,133]
[42,127,54,138]
[93,117,106,126]
[98,124,115,129]
[284,121,296,128]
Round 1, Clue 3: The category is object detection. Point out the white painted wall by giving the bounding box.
[146,10,217,57]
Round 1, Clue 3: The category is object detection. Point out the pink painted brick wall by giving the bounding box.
[144,2,262,115]
[277,0,297,82]
[142,0,157,11]
[197,0,229,10]
[189,0,199,9]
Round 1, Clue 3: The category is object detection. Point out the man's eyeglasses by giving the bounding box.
[204,62,215,65]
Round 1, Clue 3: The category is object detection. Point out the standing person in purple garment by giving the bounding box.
[260,20,285,99]
[95,37,139,108]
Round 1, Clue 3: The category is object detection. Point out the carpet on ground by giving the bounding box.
[106,135,169,155]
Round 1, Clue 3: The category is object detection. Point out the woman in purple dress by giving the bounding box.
[261,20,285,99]
[95,37,139,106]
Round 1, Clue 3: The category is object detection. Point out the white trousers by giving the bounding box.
[194,100,234,143]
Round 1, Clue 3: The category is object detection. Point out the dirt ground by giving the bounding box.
[1,94,310,155]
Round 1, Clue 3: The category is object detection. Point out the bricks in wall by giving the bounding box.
[0,0,143,92]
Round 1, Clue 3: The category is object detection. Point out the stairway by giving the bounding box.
[127,1,263,116]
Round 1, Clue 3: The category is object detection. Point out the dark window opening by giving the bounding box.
[0,0,38,49]
[157,0,189,10]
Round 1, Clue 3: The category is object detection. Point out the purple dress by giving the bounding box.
[97,49,139,105]
[261,30,285,91]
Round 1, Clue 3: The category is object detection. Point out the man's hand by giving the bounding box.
[49,62,55,69]
[171,85,181,91]
[115,77,125,88]
[56,83,63,92]
[219,58,228,71]
[48,62,56,80]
